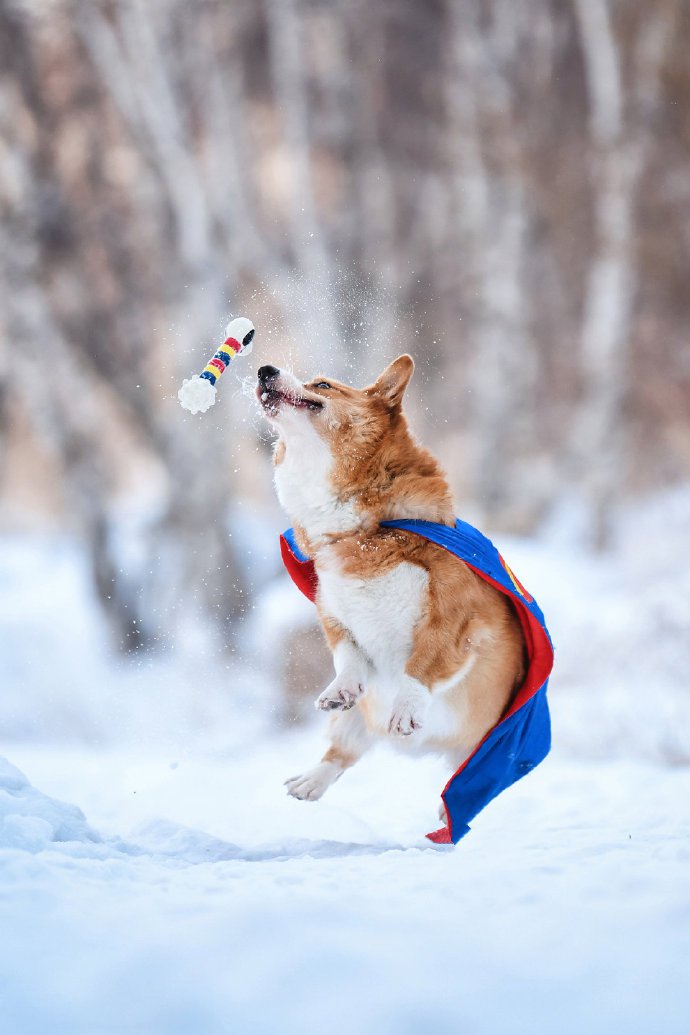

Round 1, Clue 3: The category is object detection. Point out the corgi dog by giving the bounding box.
[257,355,525,827]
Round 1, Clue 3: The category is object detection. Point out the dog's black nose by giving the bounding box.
[258,365,280,385]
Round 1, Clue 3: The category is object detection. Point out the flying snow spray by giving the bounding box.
[177,317,255,414]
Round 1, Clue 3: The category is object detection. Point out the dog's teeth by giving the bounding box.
[261,392,269,401]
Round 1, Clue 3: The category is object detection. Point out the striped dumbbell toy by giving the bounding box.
[178,317,255,414]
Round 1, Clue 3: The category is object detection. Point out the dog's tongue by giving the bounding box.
[261,388,321,411]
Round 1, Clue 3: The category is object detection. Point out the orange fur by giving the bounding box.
[295,356,455,538]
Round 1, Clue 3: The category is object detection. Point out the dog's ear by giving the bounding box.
[369,354,414,407]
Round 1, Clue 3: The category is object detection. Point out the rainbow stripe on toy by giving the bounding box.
[200,329,254,386]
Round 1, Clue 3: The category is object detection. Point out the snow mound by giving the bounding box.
[0,757,100,851]
[133,817,408,864]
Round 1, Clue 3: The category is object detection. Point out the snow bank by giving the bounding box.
[0,756,99,851]
[502,486,690,764]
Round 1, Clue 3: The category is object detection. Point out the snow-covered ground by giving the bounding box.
[1,488,689,1033]
[1,741,689,1035]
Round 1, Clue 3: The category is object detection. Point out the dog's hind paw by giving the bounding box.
[285,762,340,801]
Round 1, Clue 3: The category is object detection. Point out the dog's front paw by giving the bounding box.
[388,693,428,736]
[285,762,339,801]
[315,678,365,712]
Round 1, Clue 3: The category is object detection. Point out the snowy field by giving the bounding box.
[1,489,689,1034]
[1,743,689,1035]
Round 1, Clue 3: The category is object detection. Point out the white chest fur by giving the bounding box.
[273,421,359,542]
[317,555,466,747]
[318,559,428,678]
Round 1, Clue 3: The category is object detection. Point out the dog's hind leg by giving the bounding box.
[285,706,371,802]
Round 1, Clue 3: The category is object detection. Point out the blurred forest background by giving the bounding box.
[0,0,689,756]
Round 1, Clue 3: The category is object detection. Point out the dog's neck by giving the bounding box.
[273,423,363,548]
[274,415,454,553]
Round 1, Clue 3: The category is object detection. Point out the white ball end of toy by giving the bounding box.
[178,376,217,414]
[225,316,255,356]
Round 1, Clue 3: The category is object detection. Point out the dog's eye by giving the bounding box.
[313,381,331,390]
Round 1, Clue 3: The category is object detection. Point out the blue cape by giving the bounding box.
[280,519,553,844]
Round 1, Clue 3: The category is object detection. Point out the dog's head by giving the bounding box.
[256,354,451,538]
[256,354,415,453]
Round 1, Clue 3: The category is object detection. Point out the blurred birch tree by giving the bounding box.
[0,0,688,649]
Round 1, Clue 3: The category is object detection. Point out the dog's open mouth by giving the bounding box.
[257,387,323,414]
